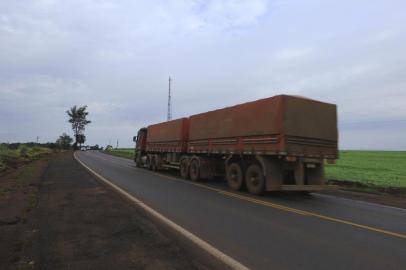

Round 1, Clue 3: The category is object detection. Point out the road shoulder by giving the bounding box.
[1,151,214,269]
[0,155,49,269]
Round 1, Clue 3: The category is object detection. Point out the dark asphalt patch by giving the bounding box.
[22,152,208,270]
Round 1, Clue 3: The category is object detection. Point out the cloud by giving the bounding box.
[197,0,268,27]
[276,48,312,60]
[0,0,405,149]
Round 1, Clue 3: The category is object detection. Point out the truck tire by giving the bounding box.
[180,158,189,179]
[135,154,142,168]
[226,162,244,190]
[151,156,157,171]
[189,159,200,182]
[146,156,153,170]
[245,163,265,195]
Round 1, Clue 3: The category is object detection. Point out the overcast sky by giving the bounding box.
[1,0,405,149]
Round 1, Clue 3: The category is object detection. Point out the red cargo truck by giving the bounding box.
[133,95,338,194]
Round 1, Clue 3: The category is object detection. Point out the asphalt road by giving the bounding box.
[76,151,406,270]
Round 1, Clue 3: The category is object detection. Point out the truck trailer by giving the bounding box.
[133,95,338,195]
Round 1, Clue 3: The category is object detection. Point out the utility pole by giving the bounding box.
[36,136,39,144]
[167,76,172,121]
[116,139,118,149]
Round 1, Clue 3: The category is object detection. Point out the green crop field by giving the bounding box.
[105,148,135,160]
[325,151,406,188]
[104,149,406,189]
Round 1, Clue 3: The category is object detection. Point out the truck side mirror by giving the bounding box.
[133,136,137,142]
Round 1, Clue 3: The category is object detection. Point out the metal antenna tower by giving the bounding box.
[167,76,172,121]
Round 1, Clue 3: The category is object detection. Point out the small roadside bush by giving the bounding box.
[19,145,29,158]
[0,160,6,172]
[0,144,52,171]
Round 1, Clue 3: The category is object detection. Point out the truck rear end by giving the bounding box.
[187,95,337,193]
[263,95,338,192]
[282,96,338,159]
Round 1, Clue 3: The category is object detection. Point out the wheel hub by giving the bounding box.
[249,173,259,186]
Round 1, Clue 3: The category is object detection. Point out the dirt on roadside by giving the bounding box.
[0,156,49,269]
[0,152,210,270]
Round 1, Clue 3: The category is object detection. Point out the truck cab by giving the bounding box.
[133,128,147,166]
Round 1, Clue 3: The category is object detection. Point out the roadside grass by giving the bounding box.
[0,161,6,172]
[0,186,10,199]
[104,148,135,160]
[0,145,52,172]
[325,151,406,188]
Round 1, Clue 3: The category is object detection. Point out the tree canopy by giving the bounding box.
[66,105,91,149]
[56,133,73,149]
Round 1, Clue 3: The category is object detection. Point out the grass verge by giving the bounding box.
[0,145,52,173]
[104,148,135,160]
[325,151,406,195]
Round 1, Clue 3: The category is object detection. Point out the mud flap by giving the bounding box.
[255,156,283,191]
[305,161,325,185]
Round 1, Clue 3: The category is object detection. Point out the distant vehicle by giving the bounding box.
[80,146,90,151]
[133,95,338,195]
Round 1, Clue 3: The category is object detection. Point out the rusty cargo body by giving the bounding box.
[187,95,337,158]
[135,118,189,170]
[134,95,338,195]
[146,118,189,153]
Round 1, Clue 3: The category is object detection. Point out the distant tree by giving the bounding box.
[66,105,91,150]
[76,134,86,146]
[90,144,101,150]
[56,133,73,149]
[46,143,57,150]
[105,145,113,151]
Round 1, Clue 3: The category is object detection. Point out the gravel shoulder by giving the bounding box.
[0,152,211,270]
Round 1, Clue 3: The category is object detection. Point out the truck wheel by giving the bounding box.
[245,164,265,195]
[146,156,153,170]
[135,154,142,168]
[151,157,157,171]
[226,163,244,190]
[180,159,189,179]
[189,159,200,182]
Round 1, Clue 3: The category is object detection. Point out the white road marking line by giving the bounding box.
[74,152,249,270]
[92,151,406,239]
